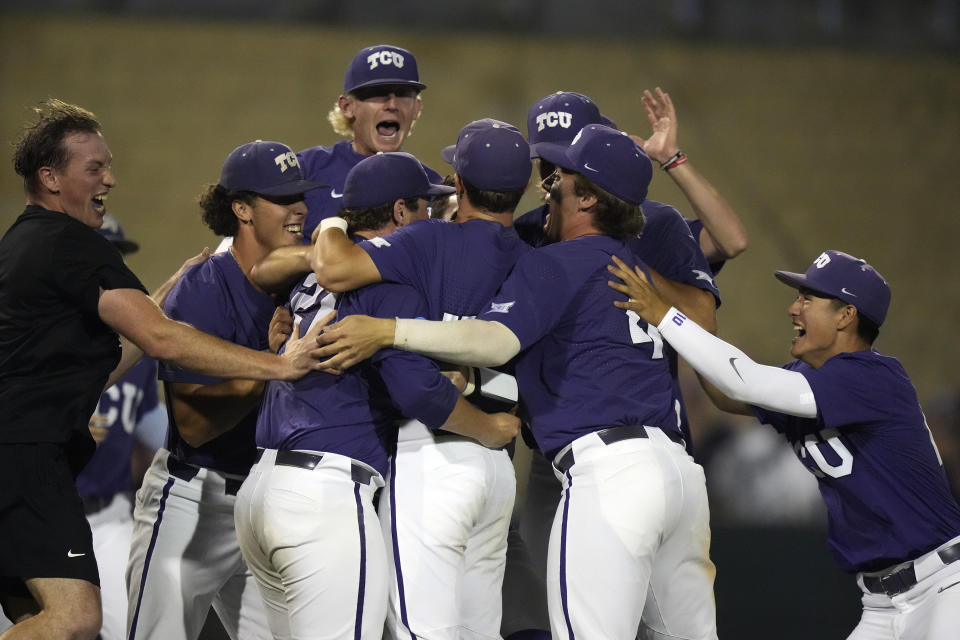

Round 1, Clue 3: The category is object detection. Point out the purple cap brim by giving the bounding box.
[441,145,456,164]
[532,142,578,173]
[349,78,427,93]
[255,179,328,197]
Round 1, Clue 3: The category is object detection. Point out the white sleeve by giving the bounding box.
[657,307,818,418]
[393,318,521,367]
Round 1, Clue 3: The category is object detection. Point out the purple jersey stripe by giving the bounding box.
[559,471,575,640]
[354,481,366,640]
[128,476,175,640]
[388,453,418,639]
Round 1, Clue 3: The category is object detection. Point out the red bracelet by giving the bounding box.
[661,151,687,171]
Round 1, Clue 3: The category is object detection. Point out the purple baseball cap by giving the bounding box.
[343,152,454,210]
[344,44,426,94]
[774,250,891,326]
[219,140,326,197]
[96,212,139,254]
[527,92,613,158]
[441,119,531,191]
[536,124,652,205]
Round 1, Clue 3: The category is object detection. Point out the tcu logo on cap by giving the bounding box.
[813,252,831,269]
[274,152,300,173]
[367,50,405,70]
[535,111,573,132]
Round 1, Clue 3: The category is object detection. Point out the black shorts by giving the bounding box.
[0,443,99,587]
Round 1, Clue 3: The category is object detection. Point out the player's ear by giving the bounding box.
[412,94,423,122]
[578,192,598,212]
[338,94,354,119]
[37,166,59,194]
[836,304,858,331]
[232,199,252,225]
[453,174,465,201]
[392,199,405,226]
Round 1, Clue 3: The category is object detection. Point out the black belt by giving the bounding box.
[166,456,244,496]
[254,449,376,485]
[554,425,684,474]
[862,540,960,596]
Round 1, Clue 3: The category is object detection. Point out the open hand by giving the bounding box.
[629,87,679,165]
[315,314,396,373]
[607,255,671,325]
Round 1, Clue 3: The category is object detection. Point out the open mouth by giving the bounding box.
[92,194,107,211]
[792,324,806,340]
[284,224,302,236]
[377,120,400,138]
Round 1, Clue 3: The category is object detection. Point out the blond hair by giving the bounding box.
[326,95,421,140]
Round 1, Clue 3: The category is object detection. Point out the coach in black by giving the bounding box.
[0,100,324,639]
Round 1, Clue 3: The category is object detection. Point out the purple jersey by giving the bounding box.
[299,141,442,239]
[479,235,678,458]
[159,253,275,474]
[76,357,161,498]
[685,219,725,275]
[255,273,459,476]
[360,218,530,320]
[753,350,960,573]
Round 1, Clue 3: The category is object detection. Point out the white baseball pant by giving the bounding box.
[126,449,269,640]
[234,448,387,640]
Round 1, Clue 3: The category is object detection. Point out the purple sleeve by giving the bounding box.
[478,250,572,350]
[159,265,229,385]
[360,220,442,289]
[340,282,459,428]
[798,353,915,431]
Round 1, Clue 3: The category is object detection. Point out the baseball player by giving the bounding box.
[319,125,719,639]
[125,140,325,640]
[310,119,532,639]
[234,150,519,640]
[298,43,442,238]
[506,91,726,637]
[610,249,960,640]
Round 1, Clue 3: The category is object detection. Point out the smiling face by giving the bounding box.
[44,131,115,228]
[787,289,850,367]
[243,194,308,251]
[340,84,422,156]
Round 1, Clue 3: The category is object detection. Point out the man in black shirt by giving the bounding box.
[0,100,324,639]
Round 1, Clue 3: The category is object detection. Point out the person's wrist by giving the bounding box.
[660,150,687,172]
[319,217,348,234]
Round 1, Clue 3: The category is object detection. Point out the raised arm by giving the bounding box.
[311,218,382,292]
[632,87,748,263]
[607,256,815,418]
[167,379,265,447]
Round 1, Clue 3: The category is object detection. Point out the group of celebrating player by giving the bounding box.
[2,41,959,640]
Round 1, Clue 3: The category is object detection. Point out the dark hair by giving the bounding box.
[459,177,524,214]
[341,197,420,234]
[829,298,880,345]
[197,184,257,237]
[572,172,644,240]
[13,99,102,196]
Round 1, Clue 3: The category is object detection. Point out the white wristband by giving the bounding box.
[319,217,348,234]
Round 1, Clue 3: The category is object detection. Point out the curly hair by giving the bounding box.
[12,99,102,196]
[197,184,257,237]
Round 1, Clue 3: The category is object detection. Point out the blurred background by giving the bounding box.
[2,2,959,638]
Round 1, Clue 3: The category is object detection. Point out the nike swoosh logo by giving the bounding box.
[330,189,343,198]
[939,579,960,593]
[67,550,86,558]
[582,163,600,173]
[841,287,856,297]
[729,357,744,382]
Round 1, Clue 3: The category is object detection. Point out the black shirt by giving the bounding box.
[0,205,147,459]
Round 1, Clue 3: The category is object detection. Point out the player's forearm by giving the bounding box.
[169,380,265,447]
[647,269,716,333]
[656,307,817,418]
[440,397,519,449]
[394,318,521,367]
[104,336,145,391]
[695,372,753,416]
[311,219,381,293]
[667,162,748,261]
[251,245,312,293]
